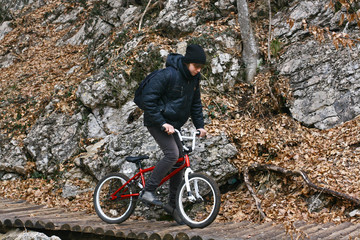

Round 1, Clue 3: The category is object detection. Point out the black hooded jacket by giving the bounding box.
[142,53,204,130]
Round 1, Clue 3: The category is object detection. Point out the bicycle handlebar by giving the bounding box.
[161,126,199,152]
[174,129,199,152]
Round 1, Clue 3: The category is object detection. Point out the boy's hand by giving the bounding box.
[197,128,207,137]
[162,123,175,135]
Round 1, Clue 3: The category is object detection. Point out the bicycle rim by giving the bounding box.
[93,173,136,224]
[176,173,221,228]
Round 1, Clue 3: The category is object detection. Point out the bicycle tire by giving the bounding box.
[93,173,137,224]
[176,172,221,228]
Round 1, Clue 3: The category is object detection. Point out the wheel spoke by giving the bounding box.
[176,173,220,228]
[94,173,137,224]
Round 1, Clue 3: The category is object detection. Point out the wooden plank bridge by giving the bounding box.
[1,198,360,240]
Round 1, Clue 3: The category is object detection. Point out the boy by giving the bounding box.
[140,44,207,222]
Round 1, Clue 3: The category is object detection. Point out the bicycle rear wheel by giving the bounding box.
[93,173,137,224]
[176,173,221,228]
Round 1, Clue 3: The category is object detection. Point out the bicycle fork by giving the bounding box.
[184,168,203,203]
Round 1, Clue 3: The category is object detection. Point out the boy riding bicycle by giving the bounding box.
[139,44,207,223]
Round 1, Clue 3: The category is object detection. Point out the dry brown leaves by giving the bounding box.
[204,72,360,225]
[0,0,91,141]
[1,0,359,227]
[0,178,94,214]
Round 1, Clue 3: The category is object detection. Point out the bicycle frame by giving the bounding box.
[109,130,199,201]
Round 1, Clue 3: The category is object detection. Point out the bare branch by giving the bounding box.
[138,0,152,31]
[247,163,360,206]
[243,166,268,220]
[267,0,272,62]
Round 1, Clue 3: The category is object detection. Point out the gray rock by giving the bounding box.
[0,21,13,41]
[349,209,360,217]
[209,50,240,91]
[0,0,45,13]
[155,0,214,33]
[120,6,140,25]
[62,182,93,200]
[75,101,238,220]
[1,173,20,181]
[60,18,113,46]
[24,112,83,174]
[0,136,27,175]
[76,71,133,109]
[0,229,61,240]
[274,0,360,129]
[76,101,238,184]
[215,0,236,13]
[0,54,15,68]
[307,194,330,213]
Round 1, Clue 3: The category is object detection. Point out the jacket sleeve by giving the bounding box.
[142,70,169,127]
[190,80,205,129]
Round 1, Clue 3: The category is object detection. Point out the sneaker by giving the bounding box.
[163,203,184,225]
[139,191,163,206]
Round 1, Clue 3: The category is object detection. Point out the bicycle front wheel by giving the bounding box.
[176,173,221,228]
[93,173,137,224]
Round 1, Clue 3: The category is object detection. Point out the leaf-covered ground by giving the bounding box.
[203,72,360,225]
[1,0,359,229]
[1,71,359,227]
[0,0,91,141]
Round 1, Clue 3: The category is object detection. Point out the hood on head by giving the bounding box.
[165,53,199,80]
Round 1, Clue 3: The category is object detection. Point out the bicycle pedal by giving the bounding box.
[139,200,163,207]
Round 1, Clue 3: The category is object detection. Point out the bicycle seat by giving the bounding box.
[125,155,149,163]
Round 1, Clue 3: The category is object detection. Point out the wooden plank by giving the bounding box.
[339,225,360,240]
[323,223,359,240]
[148,233,162,240]
[141,222,189,237]
[82,225,94,234]
[251,224,286,239]
[0,205,44,214]
[25,220,34,228]
[0,202,30,208]
[198,221,264,240]
[1,198,360,240]
[275,222,333,240]
[310,222,354,239]
[178,222,255,240]
[226,222,274,239]
[3,219,13,227]
[14,219,25,228]
[0,199,26,204]
[301,222,335,236]
[0,208,65,219]
[30,214,99,224]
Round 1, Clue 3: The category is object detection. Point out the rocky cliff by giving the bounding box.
[274,0,360,129]
[0,0,360,224]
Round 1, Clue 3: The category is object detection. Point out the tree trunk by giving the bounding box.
[237,0,258,83]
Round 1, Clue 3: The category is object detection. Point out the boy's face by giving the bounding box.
[187,63,204,76]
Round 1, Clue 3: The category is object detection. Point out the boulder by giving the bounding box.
[0,21,13,41]
[75,101,238,185]
[0,229,60,240]
[24,112,84,174]
[155,0,220,33]
[274,0,360,129]
[0,135,27,176]
[76,70,134,109]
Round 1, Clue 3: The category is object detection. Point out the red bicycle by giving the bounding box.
[93,129,221,228]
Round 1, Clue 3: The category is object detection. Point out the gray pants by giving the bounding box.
[145,126,184,206]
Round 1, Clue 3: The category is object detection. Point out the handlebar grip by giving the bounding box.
[161,126,166,132]
[196,131,201,136]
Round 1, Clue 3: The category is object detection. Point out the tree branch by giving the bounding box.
[244,163,360,217]
[267,0,272,62]
[138,0,153,31]
[243,166,267,220]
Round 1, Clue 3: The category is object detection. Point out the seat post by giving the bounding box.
[136,161,143,170]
